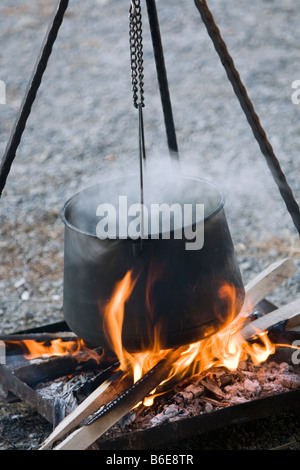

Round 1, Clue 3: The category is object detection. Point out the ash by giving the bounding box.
[102,359,300,438]
[35,369,101,420]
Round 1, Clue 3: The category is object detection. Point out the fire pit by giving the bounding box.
[1,258,300,450]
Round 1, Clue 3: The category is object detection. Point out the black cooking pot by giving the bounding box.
[61,175,245,352]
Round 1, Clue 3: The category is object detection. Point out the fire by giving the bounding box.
[7,338,102,363]
[100,271,276,405]
[101,270,139,371]
[7,271,276,410]
[23,338,82,359]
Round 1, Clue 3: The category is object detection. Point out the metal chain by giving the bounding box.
[129,0,145,109]
[129,0,146,248]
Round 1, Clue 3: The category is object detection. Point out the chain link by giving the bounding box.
[129,0,145,109]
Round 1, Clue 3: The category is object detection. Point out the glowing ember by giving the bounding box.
[99,271,276,406]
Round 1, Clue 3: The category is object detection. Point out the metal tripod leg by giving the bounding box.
[145,0,179,160]
[194,0,300,236]
[0,0,69,197]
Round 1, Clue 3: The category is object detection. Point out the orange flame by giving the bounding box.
[8,270,276,409]
[7,338,102,363]
[101,270,138,370]
[100,271,276,405]
[23,339,82,359]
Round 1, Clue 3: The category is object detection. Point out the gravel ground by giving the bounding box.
[0,0,300,450]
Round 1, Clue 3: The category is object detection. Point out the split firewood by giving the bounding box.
[50,348,184,450]
[241,297,300,341]
[39,369,132,450]
[238,258,296,318]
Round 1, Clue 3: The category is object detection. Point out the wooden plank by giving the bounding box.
[241,298,300,340]
[39,369,131,450]
[239,258,296,317]
[51,349,184,450]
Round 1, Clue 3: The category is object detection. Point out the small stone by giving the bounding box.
[268,249,279,257]
[105,154,116,161]
[21,291,30,301]
[240,261,251,271]
[14,278,26,289]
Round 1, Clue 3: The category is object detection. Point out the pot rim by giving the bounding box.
[61,175,226,238]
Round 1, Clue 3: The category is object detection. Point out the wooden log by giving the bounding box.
[238,258,296,317]
[51,348,184,450]
[39,369,131,450]
[241,298,300,341]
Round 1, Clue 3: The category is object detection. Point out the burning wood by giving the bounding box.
[47,349,184,450]
[241,298,300,341]
[39,368,131,450]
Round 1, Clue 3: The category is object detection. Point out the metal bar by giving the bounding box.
[138,104,145,245]
[0,0,69,197]
[194,0,300,236]
[12,355,109,388]
[0,332,76,342]
[0,363,54,423]
[145,0,179,159]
